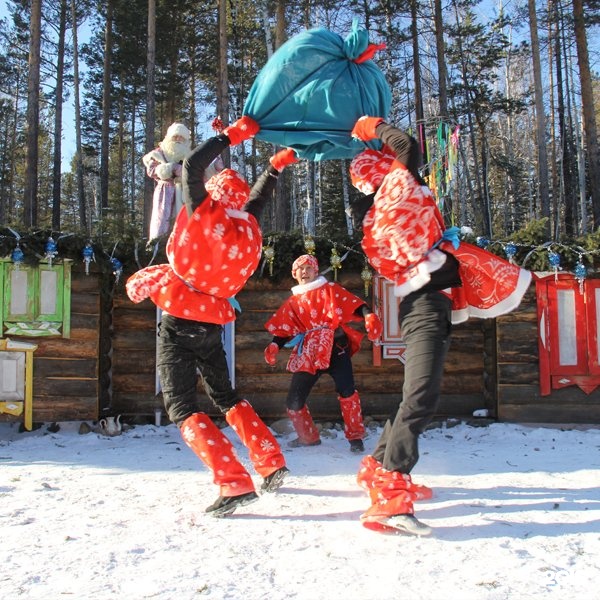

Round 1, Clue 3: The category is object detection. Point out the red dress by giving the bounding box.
[265,276,366,374]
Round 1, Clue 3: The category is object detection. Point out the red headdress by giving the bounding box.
[205,168,250,210]
[349,147,395,195]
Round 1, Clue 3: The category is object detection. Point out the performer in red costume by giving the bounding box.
[127,117,298,517]
[264,254,382,453]
[349,117,531,535]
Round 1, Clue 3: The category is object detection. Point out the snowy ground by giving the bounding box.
[1,418,599,600]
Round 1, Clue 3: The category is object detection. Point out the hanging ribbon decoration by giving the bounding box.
[11,245,24,270]
[548,250,561,281]
[574,255,587,294]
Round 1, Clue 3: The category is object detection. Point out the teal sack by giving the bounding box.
[243,21,391,161]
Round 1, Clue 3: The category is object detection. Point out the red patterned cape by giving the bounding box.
[126,202,262,324]
[265,276,366,374]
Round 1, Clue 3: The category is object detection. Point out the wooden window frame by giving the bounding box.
[372,275,407,366]
[0,259,71,338]
[536,273,600,395]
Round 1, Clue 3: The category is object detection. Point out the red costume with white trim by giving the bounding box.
[265,275,366,374]
[126,170,261,324]
[351,146,531,323]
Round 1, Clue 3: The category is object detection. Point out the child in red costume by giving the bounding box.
[264,254,382,453]
[349,117,531,535]
[127,117,298,517]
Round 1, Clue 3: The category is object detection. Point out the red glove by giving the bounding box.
[351,116,385,142]
[270,148,299,172]
[364,313,383,341]
[264,342,279,366]
[222,116,260,145]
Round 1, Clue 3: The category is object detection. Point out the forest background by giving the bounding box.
[0,0,599,277]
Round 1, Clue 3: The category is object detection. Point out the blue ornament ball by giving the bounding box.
[504,242,517,258]
[574,262,587,279]
[12,246,24,263]
[548,251,560,268]
[476,236,490,248]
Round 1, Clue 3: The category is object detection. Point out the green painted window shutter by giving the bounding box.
[0,259,72,338]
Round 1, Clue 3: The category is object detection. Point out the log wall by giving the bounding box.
[5,266,598,428]
[0,266,105,425]
[110,272,490,422]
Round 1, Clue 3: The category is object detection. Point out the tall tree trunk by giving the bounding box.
[273,0,290,232]
[71,0,87,232]
[450,0,486,234]
[572,0,600,230]
[547,0,559,237]
[274,0,286,49]
[100,0,114,212]
[528,0,551,236]
[433,0,448,118]
[410,0,427,171]
[52,0,67,231]
[553,2,571,236]
[144,0,156,237]
[117,88,125,235]
[23,0,42,227]
[217,0,230,166]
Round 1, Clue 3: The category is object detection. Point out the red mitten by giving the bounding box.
[264,342,279,366]
[270,148,299,172]
[222,116,260,145]
[365,313,383,341]
[351,116,385,142]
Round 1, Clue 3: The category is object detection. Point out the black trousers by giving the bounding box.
[372,290,452,473]
[286,338,356,411]
[157,314,238,426]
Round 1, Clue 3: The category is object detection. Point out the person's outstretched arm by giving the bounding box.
[352,117,425,184]
[183,116,259,217]
[244,148,298,220]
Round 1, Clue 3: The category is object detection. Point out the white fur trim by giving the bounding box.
[165,123,190,140]
[291,275,327,296]
[156,163,175,180]
[142,149,167,168]
[393,250,448,297]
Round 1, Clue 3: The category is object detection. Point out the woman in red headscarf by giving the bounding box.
[127,118,298,517]
[348,117,531,536]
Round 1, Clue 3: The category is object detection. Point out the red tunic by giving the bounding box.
[265,276,365,374]
[360,161,531,323]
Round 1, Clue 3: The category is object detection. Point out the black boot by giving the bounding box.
[349,439,365,453]
[205,491,259,518]
[261,466,290,493]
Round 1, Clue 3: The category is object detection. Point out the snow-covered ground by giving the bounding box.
[1,418,599,599]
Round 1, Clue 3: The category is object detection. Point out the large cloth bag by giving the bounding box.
[243,21,391,161]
